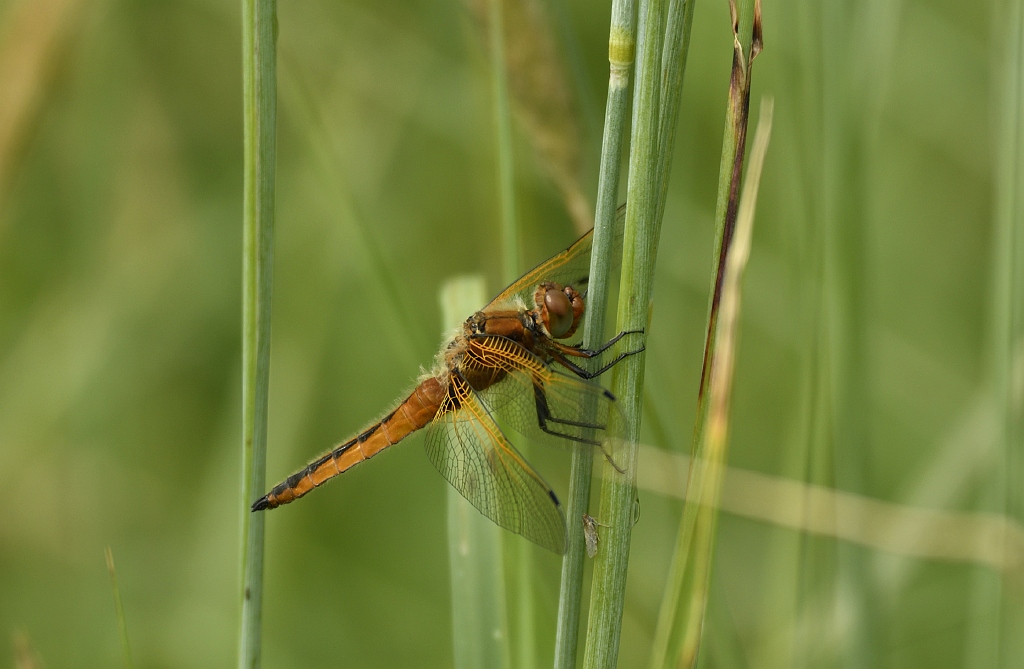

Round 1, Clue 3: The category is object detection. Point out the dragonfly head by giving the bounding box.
[534,281,585,339]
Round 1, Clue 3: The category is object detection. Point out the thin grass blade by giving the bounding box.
[653,96,771,669]
[991,0,1024,664]
[648,3,763,666]
[238,0,276,666]
[104,547,134,669]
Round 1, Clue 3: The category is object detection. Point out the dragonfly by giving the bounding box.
[252,218,643,554]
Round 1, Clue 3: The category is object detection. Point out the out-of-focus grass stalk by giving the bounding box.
[552,1,635,666]
[648,3,762,667]
[490,0,519,282]
[12,631,43,669]
[276,62,429,367]
[821,0,898,662]
[441,276,510,669]
[993,0,1024,664]
[239,0,276,665]
[463,0,591,234]
[751,3,824,665]
[104,547,134,669]
[486,2,529,665]
[652,99,771,669]
[0,0,83,204]
[580,0,668,665]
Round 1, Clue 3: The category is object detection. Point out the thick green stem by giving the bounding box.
[581,0,666,666]
[553,2,636,667]
[238,0,276,666]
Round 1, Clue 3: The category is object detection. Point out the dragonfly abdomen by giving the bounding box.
[252,376,446,511]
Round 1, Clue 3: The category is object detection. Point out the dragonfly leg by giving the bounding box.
[598,441,626,474]
[532,384,604,445]
[550,343,645,380]
[567,329,645,356]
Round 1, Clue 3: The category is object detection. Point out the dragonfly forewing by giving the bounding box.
[489,204,626,310]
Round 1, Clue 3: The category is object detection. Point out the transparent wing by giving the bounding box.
[424,373,567,553]
[462,336,625,452]
[488,203,626,309]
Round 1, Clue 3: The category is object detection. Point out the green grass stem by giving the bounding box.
[276,61,430,367]
[440,276,511,669]
[490,0,519,284]
[651,98,772,669]
[552,1,635,667]
[993,0,1024,663]
[648,3,762,666]
[239,0,276,665]
[104,547,134,669]
[580,0,670,665]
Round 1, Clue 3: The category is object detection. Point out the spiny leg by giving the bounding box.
[532,383,603,445]
[530,377,627,474]
[567,329,645,356]
[551,344,645,380]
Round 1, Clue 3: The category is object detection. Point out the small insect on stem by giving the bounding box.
[582,513,609,558]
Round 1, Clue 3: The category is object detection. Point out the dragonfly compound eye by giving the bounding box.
[544,288,573,337]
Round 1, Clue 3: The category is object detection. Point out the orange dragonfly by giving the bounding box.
[252,221,642,553]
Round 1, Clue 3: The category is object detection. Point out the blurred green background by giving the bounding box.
[1,0,1020,667]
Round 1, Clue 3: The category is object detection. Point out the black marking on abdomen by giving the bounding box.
[278,435,364,494]
[357,422,379,443]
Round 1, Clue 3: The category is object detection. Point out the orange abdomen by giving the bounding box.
[252,376,446,511]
